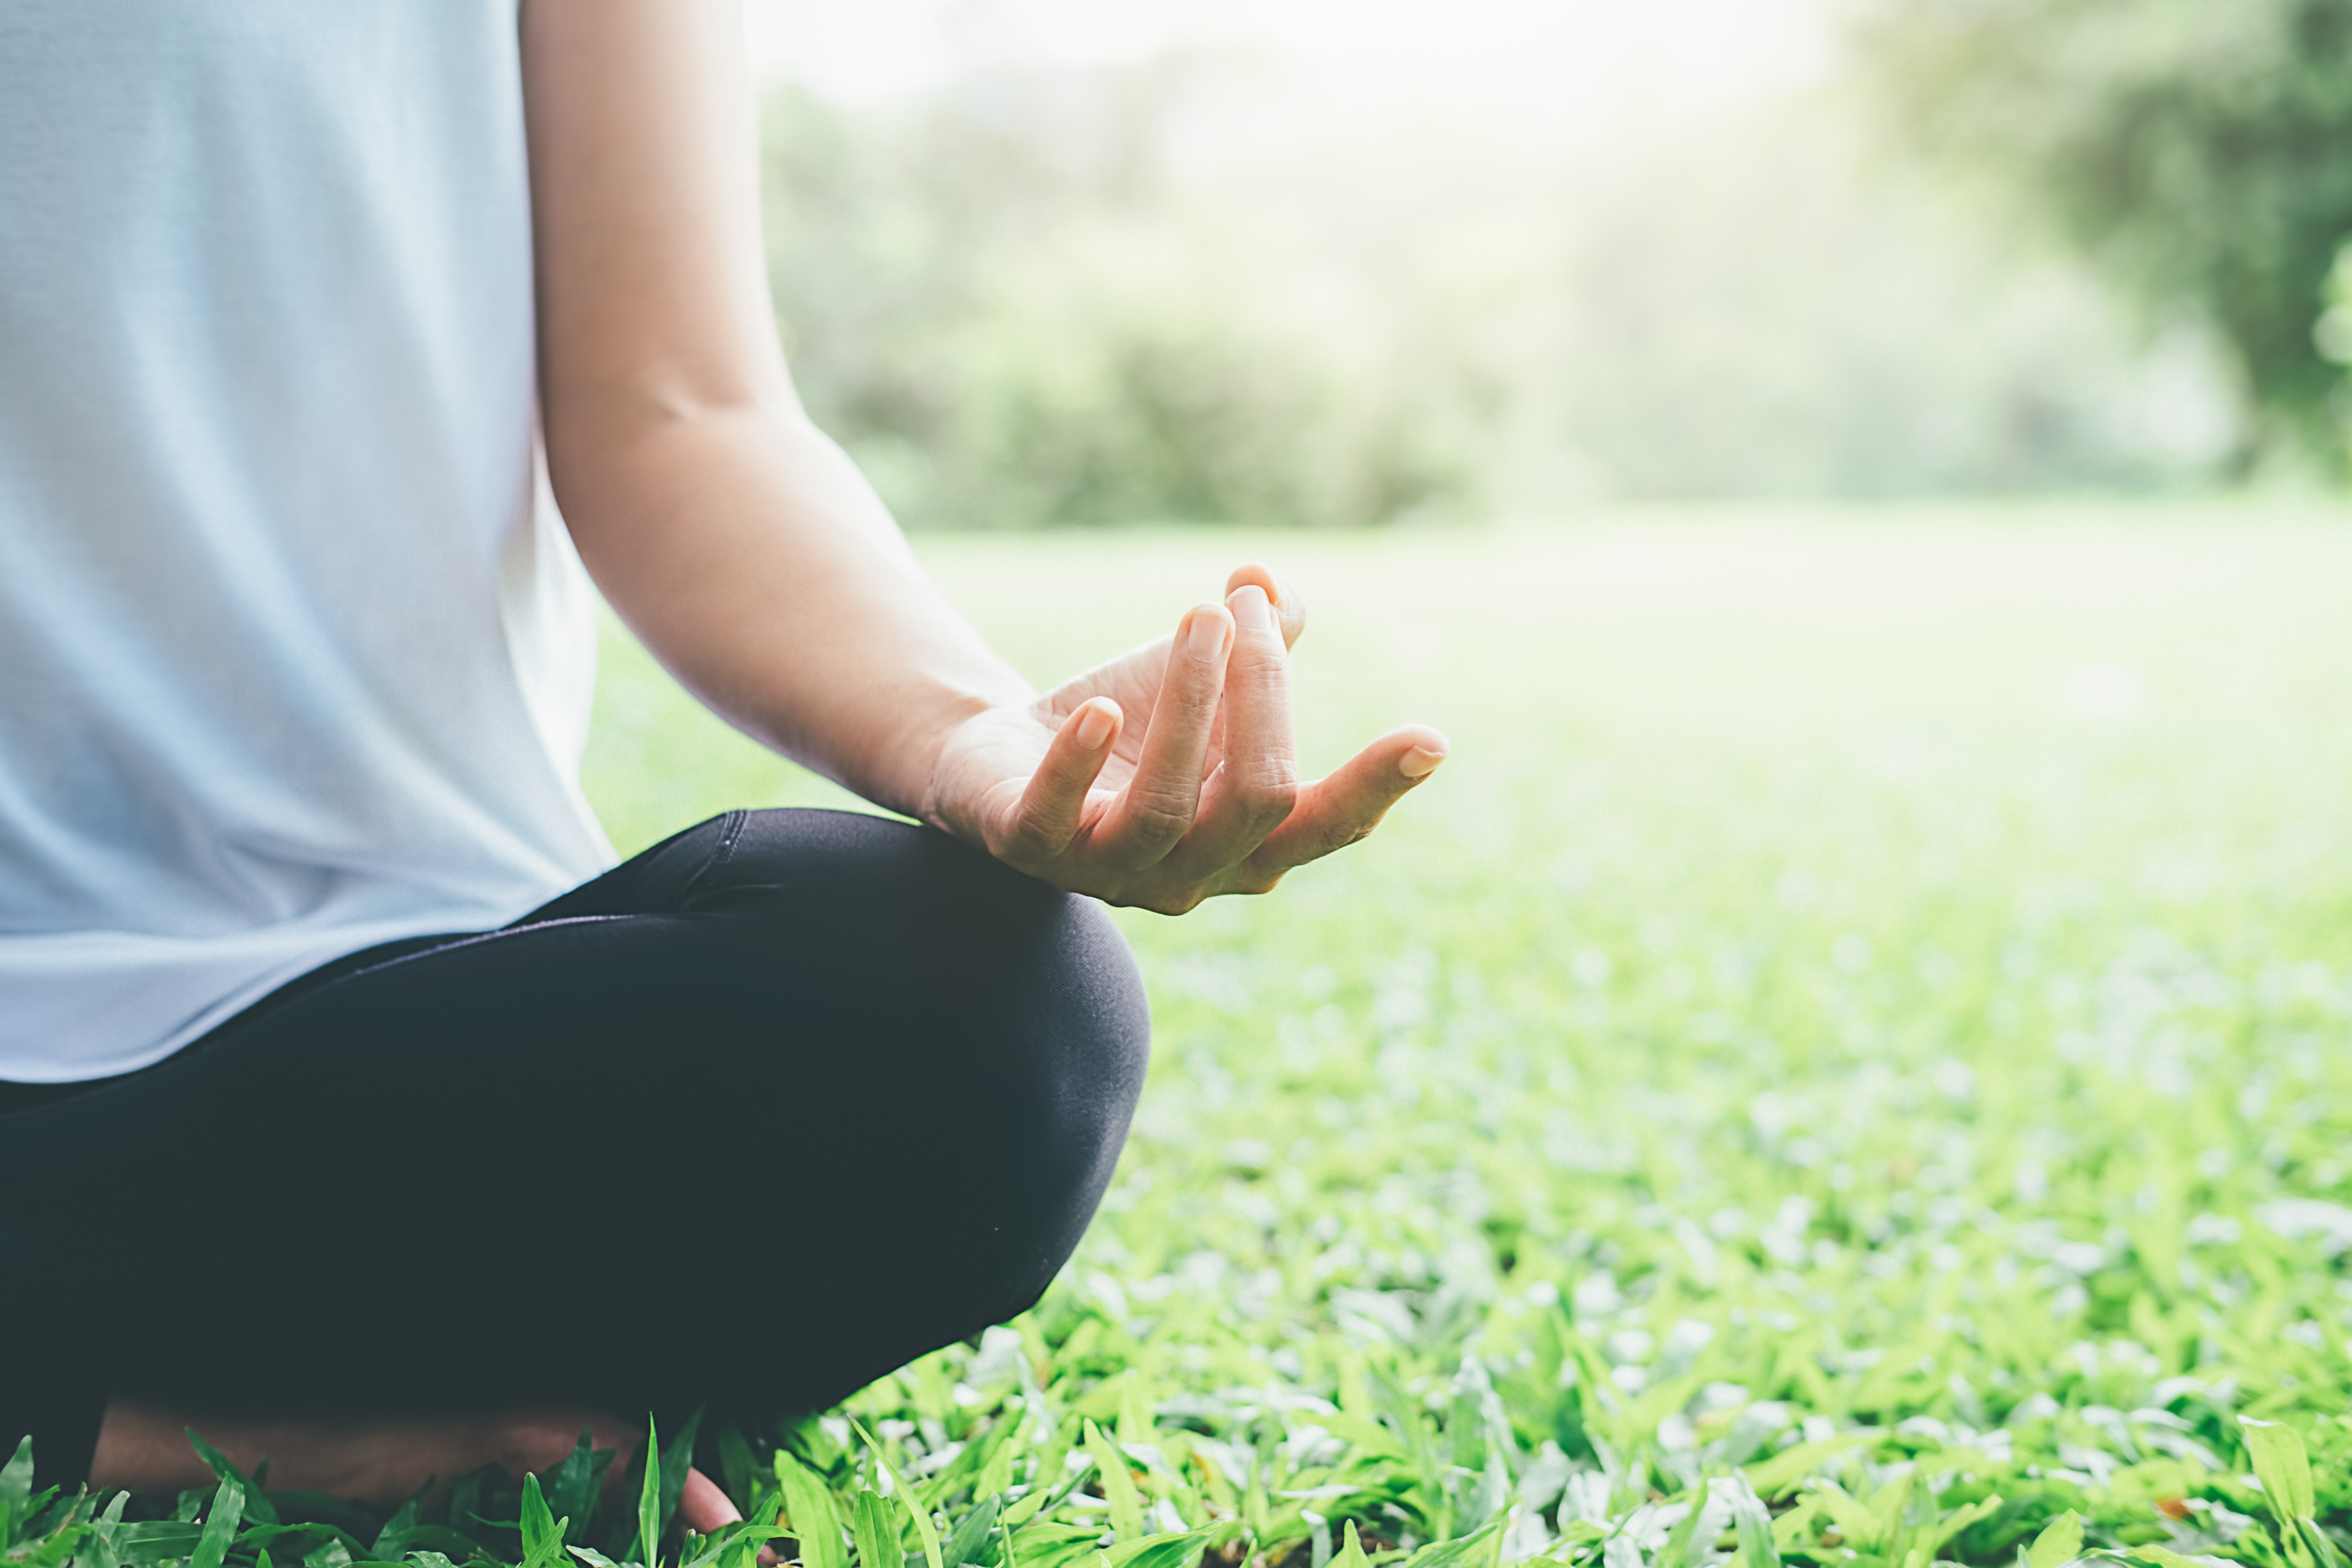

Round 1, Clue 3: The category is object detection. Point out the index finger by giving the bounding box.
[996,698,1123,866]
[1236,724,1447,880]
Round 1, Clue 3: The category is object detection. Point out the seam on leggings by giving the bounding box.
[335,915,638,984]
[673,808,749,910]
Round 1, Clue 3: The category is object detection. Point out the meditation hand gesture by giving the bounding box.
[924,564,1449,913]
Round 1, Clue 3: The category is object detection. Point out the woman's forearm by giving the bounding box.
[520,0,1442,907]
[521,0,1028,818]
[549,397,1034,817]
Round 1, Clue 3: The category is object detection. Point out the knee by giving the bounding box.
[630,826,1149,1405]
[725,809,1151,1087]
[1022,891,1152,1162]
[688,809,1152,1269]
[986,887,1151,1188]
[947,884,1152,1319]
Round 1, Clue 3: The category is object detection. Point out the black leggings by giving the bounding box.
[0,810,1151,1493]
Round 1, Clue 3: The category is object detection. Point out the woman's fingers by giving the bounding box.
[1092,603,1232,869]
[998,569,1421,904]
[1222,561,1305,650]
[1000,698,1121,863]
[1167,584,1297,873]
[1238,724,1448,882]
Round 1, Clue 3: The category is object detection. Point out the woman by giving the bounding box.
[0,0,1446,1523]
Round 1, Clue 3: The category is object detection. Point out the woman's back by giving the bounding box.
[0,1,612,1080]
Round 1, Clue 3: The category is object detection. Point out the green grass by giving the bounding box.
[22,506,2352,1568]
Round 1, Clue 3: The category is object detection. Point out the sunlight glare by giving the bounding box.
[746,0,1831,143]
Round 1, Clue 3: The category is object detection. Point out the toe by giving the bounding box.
[678,1468,743,1534]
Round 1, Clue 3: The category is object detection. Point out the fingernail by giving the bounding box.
[1399,746,1446,779]
[1074,701,1114,750]
[1229,584,1275,633]
[1185,605,1229,661]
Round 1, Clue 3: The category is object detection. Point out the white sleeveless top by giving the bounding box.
[0,2,618,1080]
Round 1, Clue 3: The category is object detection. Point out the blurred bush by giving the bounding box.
[1849,0,2352,478]
[762,53,2242,526]
[762,67,1472,528]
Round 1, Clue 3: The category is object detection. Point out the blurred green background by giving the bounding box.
[567,6,2352,1561]
[746,0,2352,529]
[579,515,2352,1565]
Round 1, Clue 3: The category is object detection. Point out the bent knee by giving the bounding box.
[666,810,1150,1258]
[728,809,1149,1065]
[983,889,1150,1190]
[1024,890,1152,1107]
[946,891,1150,1316]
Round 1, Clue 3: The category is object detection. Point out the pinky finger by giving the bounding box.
[1001,698,1123,864]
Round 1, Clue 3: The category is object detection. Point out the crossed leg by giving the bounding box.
[2,811,1150,1512]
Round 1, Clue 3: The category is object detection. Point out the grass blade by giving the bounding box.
[190,1479,245,1568]
[521,1473,577,1568]
[942,1497,1003,1568]
[548,1430,607,1545]
[0,1437,30,1523]
[1728,1473,1778,1568]
[2026,1511,2081,1568]
[183,1429,281,1527]
[775,1450,847,1568]
[853,1491,902,1568]
[853,1420,942,1568]
[641,1415,665,1568]
[1652,1491,1707,1568]
[660,1410,706,1548]
[1080,1424,1144,1545]
[2240,1419,2318,1523]
[1104,1530,1218,1568]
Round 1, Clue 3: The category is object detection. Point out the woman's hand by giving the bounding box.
[922,564,1447,913]
[524,15,1435,858]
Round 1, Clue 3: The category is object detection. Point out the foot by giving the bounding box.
[90,1401,745,1534]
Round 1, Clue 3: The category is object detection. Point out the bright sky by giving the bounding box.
[744,0,1832,141]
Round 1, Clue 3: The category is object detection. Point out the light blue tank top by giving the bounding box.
[0,2,617,1080]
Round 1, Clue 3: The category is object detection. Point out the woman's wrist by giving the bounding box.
[910,696,1031,839]
[781,671,1029,832]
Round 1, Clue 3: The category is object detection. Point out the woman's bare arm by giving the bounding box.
[520,0,1444,910]
[523,0,1028,816]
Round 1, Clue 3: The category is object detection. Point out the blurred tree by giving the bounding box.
[760,66,1468,529]
[759,52,2234,519]
[1849,0,2352,472]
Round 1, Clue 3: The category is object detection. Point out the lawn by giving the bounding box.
[23,507,2352,1568]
